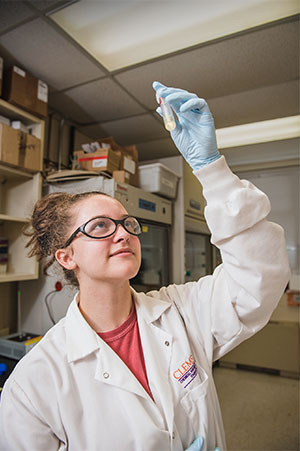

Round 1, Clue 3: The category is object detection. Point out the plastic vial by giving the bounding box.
[156,95,176,131]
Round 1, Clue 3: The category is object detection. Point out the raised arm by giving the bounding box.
[152,82,290,362]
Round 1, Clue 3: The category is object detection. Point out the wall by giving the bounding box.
[236,164,299,277]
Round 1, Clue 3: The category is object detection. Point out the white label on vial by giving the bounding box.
[13,66,26,78]
[37,80,48,103]
[124,156,136,174]
[92,158,107,168]
[162,177,174,188]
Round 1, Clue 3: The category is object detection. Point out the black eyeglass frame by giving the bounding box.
[62,215,142,248]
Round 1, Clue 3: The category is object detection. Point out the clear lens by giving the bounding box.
[84,216,141,238]
[124,217,141,235]
[85,218,115,237]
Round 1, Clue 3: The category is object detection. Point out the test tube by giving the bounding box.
[156,95,176,131]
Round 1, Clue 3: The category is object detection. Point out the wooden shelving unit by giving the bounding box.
[0,100,44,283]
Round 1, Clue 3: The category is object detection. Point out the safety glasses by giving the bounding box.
[62,216,142,248]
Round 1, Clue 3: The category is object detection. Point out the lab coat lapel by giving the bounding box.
[94,337,151,401]
[135,291,175,434]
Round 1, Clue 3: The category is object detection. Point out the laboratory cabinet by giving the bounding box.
[185,231,213,282]
[183,160,205,222]
[131,219,170,291]
[220,295,300,378]
[0,100,44,283]
[144,155,212,284]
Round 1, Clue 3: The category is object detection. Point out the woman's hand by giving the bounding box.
[152,81,220,171]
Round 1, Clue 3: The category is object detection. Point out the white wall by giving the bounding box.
[236,165,300,275]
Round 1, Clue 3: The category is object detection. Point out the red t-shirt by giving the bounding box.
[98,306,153,400]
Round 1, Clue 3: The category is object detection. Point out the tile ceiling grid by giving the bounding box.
[0,1,298,160]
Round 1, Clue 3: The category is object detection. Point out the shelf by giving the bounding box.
[0,99,42,125]
[0,100,43,284]
[0,272,38,283]
[0,214,30,223]
[0,98,45,173]
[0,164,34,180]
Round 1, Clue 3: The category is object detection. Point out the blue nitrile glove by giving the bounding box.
[153,81,221,170]
[185,436,220,451]
[186,436,204,451]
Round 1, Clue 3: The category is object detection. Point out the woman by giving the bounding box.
[0,82,290,451]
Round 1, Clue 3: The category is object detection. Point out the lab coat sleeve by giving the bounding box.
[155,156,290,363]
[0,378,61,451]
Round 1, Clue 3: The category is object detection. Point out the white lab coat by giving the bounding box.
[0,157,290,451]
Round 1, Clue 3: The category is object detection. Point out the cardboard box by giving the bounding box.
[0,56,3,97]
[0,116,10,126]
[0,123,19,166]
[0,124,41,171]
[113,170,131,184]
[115,149,139,187]
[3,66,48,118]
[100,137,139,187]
[18,133,41,171]
[74,148,120,174]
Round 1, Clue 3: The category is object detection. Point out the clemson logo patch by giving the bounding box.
[173,354,197,388]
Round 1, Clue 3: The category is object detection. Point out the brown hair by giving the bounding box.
[24,191,110,287]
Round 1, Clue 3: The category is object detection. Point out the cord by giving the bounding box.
[44,290,57,325]
[44,281,63,326]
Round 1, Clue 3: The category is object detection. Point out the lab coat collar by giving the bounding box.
[65,288,172,363]
[65,293,102,363]
[131,287,172,324]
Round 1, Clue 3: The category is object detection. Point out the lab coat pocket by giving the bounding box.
[180,367,209,444]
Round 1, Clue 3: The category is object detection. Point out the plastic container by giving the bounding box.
[138,163,180,199]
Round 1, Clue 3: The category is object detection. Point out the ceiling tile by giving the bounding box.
[115,18,299,109]
[0,2,37,34]
[210,80,300,128]
[76,124,111,141]
[0,17,105,90]
[136,138,179,162]
[49,92,95,124]
[64,78,147,122]
[97,114,169,146]
[27,0,75,13]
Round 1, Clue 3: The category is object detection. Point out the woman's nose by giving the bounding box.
[113,223,130,241]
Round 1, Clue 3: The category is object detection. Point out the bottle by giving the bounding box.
[156,94,176,131]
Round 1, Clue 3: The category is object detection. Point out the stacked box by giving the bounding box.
[0,123,41,171]
[100,137,139,187]
[74,148,120,175]
[18,132,41,171]
[0,123,19,166]
[3,66,48,118]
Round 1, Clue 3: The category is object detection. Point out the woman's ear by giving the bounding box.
[55,248,77,271]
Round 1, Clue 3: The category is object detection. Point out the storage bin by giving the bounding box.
[138,163,180,199]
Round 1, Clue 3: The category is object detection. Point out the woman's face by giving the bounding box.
[63,195,141,284]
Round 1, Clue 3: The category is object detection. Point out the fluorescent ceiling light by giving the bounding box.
[51,0,299,71]
[216,115,300,149]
